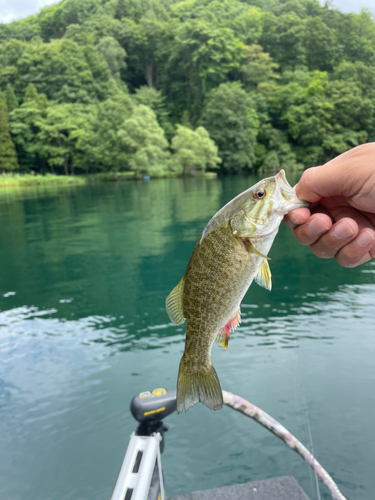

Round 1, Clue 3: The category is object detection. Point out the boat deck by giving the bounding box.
[171,475,310,500]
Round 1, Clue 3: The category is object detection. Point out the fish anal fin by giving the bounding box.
[166,278,186,325]
[255,259,272,291]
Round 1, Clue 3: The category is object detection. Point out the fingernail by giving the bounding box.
[290,214,300,225]
[308,218,329,235]
[356,230,375,248]
[334,220,354,240]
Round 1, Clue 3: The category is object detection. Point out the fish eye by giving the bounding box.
[254,188,266,200]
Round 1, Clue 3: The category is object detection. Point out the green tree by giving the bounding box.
[0,37,112,103]
[303,16,338,71]
[4,83,19,112]
[171,125,221,176]
[38,0,101,41]
[132,86,173,138]
[169,0,264,45]
[75,91,133,173]
[241,44,279,88]
[36,104,92,175]
[260,11,306,69]
[167,20,245,122]
[0,90,19,172]
[271,69,372,167]
[0,39,25,94]
[24,82,39,102]
[256,126,301,172]
[118,105,170,178]
[333,61,375,99]
[201,82,258,173]
[95,36,127,79]
[334,9,375,65]
[8,83,48,171]
[23,83,49,111]
[122,18,168,89]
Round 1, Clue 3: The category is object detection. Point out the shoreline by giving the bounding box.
[0,171,219,189]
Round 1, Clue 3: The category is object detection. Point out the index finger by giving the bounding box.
[284,207,311,228]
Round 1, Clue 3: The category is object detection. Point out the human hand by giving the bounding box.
[284,143,375,267]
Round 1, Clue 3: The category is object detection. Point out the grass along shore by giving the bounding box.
[0,171,218,188]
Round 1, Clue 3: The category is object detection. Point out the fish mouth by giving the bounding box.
[275,169,309,215]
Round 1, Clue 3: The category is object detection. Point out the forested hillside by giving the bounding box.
[1,0,375,176]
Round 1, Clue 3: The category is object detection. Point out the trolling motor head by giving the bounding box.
[130,388,177,438]
[111,389,176,500]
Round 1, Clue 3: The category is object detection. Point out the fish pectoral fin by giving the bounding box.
[165,278,186,325]
[255,259,272,291]
[246,240,270,260]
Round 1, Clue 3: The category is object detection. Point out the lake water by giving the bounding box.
[0,176,374,500]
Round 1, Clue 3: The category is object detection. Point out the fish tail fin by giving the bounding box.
[176,354,223,414]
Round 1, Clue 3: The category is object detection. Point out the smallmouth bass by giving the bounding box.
[166,170,308,414]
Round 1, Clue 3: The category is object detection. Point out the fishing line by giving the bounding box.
[304,399,321,500]
[293,370,315,499]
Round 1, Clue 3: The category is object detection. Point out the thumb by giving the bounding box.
[295,143,375,203]
[294,164,341,203]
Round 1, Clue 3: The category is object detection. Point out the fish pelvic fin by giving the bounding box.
[255,259,272,291]
[215,332,229,349]
[176,354,223,414]
[216,308,241,349]
[166,278,186,325]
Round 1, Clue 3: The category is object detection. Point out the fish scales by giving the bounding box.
[184,221,258,354]
[166,170,308,414]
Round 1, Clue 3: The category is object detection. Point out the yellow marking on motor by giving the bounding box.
[144,406,165,416]
[139,391,153,399]
[152,388,167,397]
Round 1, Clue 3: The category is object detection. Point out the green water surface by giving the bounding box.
[0,177,374,500]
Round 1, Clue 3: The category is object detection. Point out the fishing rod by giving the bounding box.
[111,388,347,500]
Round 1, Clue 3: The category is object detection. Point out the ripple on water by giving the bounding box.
[0,305,185,360]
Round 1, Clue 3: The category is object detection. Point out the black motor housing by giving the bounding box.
[130,388,176,438]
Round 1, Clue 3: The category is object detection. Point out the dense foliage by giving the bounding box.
[0,90,18,172]
[1,0,375,175]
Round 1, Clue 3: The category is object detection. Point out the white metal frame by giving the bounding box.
[111,432,164,500]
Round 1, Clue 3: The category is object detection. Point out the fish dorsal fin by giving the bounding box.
[255,259,272,291]
[166,278,186,325]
